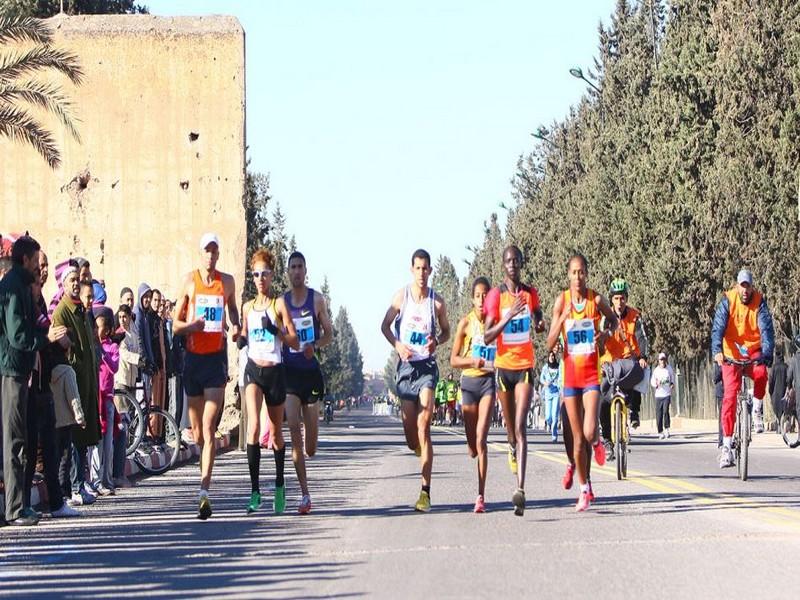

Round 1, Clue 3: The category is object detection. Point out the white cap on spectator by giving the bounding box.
[737,269,753,286]
[199,233,220,251]
[658,352,667,360]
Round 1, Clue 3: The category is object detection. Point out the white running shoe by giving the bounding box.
[718,447,734,468]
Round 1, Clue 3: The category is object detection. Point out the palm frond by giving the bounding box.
[0,45,84,85]
[0,81,81,141]
[0,104,61,169]
[0,17,53,46]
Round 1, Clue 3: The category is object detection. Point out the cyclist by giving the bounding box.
[711,269,774,468]
[598,278,648,459]
[450,276,496,513]
[483,245,545,516]
[546,253,616,511]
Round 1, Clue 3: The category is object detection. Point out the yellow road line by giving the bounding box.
[432,424,800,529]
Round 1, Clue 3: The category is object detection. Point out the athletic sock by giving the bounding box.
[722,436,732,450]
[274,446,286,487]
[247,443,261,494]
[422,485,430,496]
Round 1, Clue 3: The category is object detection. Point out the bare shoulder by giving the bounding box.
[433,291,447,309]
[390,287,405,309]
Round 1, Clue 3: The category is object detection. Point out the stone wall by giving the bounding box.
[0,13,246,307]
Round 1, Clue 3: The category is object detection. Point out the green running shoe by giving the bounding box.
[198,495,212,520]
[247,491,262,514]
[274,485,286,514]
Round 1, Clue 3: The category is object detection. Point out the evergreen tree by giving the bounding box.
[333,307,364,398]
[431,254,460,380]
[269,202,289,296]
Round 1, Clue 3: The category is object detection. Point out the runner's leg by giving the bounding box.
[462,403,479,458]
[302,400,319,457]
[286,394,308,496]
[498,387,516,447]
[245,383,264,494]
[199,388,224,491]
[476,394,493,497]
[418,388,435,487]
[514,382,532,490]
[401,400,420,451]
[564,396,588,485]
[582,390,601,447]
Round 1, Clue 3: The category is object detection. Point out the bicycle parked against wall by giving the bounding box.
[114,385,180,475]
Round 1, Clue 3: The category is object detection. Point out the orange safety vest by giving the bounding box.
[601,306,641,364]
[722,288,763,361]
[187,270,225,355]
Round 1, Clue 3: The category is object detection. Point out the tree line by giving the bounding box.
[243,167,365,400]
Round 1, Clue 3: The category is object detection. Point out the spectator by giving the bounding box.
[25,251,80,519]
[0,256,11,280]
[149,288,167,429]
[89,314,119,495]
[0,236,67,526]
[787,334,800,426]
[650,352,675,439]
[113,304,138,488]
[540,351,562,442]
[52,270,101,506]
[768,347,787,432]
[119,287,134,312]
[48,257,90,317]
[134,283,156,399]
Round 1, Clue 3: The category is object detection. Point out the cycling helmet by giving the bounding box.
[609,278,630,298]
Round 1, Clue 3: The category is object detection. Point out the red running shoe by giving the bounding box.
[586,481,595,502]
[562,463,575,490]
[473,494,486,513]
[592,441,606,466]
[575,491,591,512]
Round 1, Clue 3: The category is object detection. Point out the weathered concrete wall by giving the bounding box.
[0,14,246,306]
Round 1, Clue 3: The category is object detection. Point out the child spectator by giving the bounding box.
[88,314,119,496]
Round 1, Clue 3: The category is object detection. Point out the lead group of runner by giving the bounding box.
[381,246,621,515]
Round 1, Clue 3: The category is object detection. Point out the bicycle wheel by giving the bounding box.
[739,404,750,481]
[613,400,624,480]
[114,389,144,457]
[133,407,181,475]
[780,413,800,448]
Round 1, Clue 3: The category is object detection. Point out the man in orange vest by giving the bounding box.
[711,269,774,468]
[599,278,648,458]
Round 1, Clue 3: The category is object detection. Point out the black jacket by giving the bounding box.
[0,265,49,377]
[769,359,788,403]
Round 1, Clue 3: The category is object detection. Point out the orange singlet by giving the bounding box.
[561,288,602,390]
[187,270,225,355]
[483,283,541,371]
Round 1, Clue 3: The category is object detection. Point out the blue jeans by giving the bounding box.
[543,393,560,439]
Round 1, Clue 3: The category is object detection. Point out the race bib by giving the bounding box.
[565,318,595,355]
[501,307,531,346]
[195,294,224,333]
[250,324,275,352]
[403,328,429,348]
[470,334,496,362]
[290,315,315,354]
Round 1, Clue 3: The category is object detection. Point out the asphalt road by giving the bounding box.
[2,406,799,599]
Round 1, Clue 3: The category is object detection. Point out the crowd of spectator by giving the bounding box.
[0,234,185,526]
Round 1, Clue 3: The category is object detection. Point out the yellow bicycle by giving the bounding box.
[610,386,629,480]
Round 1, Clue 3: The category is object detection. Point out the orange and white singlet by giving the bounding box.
[187,270,225,355]
[561,289,602,389]
[483,283,541,371]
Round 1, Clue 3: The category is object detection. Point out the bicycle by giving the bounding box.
[114,385,181,475]
[324,398,334,424]
[609,385,630,480]
[780,390,800,448]
[725,358,753,481]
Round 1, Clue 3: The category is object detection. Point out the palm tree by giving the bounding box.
[0,16,84,169]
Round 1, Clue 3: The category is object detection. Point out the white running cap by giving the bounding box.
[199,232,220,251]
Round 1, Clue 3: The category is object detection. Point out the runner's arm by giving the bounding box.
[596,294,618,339]
[546,293,568,352]
[276,297,300,351]
[380,289,412,361]
[450,316,478,369]
[223,274,241,342]
[483,288,522,345]
[236,301,252,348]
[172,274,204,336]
[433,293,450,347]
[314,292,333,350]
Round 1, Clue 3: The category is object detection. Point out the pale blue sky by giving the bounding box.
[149,0,616,372]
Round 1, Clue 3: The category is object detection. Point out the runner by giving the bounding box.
[173,233,241,520]
[239,248,299,514]
[483,245,545,516]
[380,249,450,512]
[283,251,333,515]
[711,269,774,466]
[598,278,649,459]
[450,276,496,513]
[546,253,617,512]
